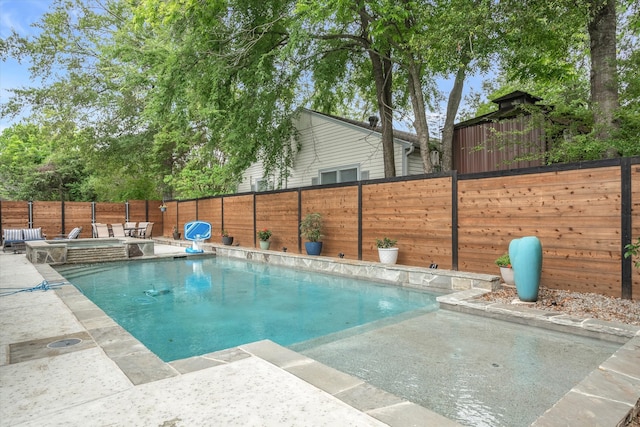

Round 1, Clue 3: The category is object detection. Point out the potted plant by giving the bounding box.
[300,212,323,255]
[257,228,272,250]
[495,253,514,286]
[221,230,233,246]
[172,225,181,240]
[376,237,398,264]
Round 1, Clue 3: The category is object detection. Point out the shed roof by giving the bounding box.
[454,91,545,130]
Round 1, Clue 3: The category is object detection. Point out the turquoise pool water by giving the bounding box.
[56,257,439,361]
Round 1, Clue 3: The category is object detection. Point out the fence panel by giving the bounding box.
[458,167,622,296]
[63,202,93,239]
[362,177,453,267]
[95,202,126,229]
[301,186,359,258]
[160,201,179,237]
[177,200,197,239]
[198,198,223,240]
[33,201,62,238]
[128,200,147,223]
[222,195,254,247]
[256,191,299,251]
[0,201,29,230]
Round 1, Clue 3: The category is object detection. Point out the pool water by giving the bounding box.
[56,257,439,361]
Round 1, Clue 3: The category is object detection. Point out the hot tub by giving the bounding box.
[26,238,154,264]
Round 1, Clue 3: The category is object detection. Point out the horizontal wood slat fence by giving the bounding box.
[2,157,638,299]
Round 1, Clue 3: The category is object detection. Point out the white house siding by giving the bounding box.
[407,152,426,175]
[237,110,417,193]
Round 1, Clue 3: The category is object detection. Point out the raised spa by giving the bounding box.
[26,238,154,264]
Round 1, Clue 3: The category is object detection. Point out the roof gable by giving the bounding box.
[306,109,419,147]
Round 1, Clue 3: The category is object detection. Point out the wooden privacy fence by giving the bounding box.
[2,157,639,299]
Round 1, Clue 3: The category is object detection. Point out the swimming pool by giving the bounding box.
[55,256,439,361]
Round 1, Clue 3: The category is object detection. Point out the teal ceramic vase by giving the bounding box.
[509,236,543,302]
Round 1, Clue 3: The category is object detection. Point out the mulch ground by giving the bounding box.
[478,286,640,326]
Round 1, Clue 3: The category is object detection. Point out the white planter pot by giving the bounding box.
[500,267,515,286]
[378,247,399,265]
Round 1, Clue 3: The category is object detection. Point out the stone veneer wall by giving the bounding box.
[213,245,500,293]
[26,238,155,264]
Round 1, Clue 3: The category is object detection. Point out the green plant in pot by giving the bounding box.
[257,228,272,250]
[300,213,323,255]
[221,229,233,246]
[376,237,398,264]
[495,253,514,286]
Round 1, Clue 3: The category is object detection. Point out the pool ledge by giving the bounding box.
[216,244,501,293]
[154,237,501,293]
[439,289,640,426]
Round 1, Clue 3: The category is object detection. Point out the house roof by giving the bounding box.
[454,91,545,130]
[307,109,421,148]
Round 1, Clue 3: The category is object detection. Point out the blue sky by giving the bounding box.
[0,0,488,133]
[1,0,53,131]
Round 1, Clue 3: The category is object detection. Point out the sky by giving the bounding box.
[0,0,53,130]
[0,0,489,134]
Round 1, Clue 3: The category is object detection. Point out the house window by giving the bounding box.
[319,166,359,185]
[253,179,273,192]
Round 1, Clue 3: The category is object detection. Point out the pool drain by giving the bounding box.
[47,338,83,348]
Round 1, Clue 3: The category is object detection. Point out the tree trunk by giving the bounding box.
[588,0,619,154]
[441,57,469,172]
[407,58,431,173]
[359,6,395,178]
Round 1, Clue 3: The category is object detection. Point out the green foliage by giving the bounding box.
[0,123,95,201]
[257,228,272,241]
[375,237,397,248]
[625,237,640,269]
[300,212,323,242]
[495,253,511,268]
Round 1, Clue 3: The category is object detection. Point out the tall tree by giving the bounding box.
[498,0,631,157]
[588,0,618,146]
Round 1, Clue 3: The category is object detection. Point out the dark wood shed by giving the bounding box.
[452,91,547,174]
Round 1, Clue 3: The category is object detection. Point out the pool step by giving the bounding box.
[66,246,128,264]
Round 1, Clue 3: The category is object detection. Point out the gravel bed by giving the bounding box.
[478,286,640,326]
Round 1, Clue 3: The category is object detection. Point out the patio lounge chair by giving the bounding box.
[124,222,138,237]
[93,223,110,238]
[53,227,82,240]
[139,222,154,239]
[111,223,126,237]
